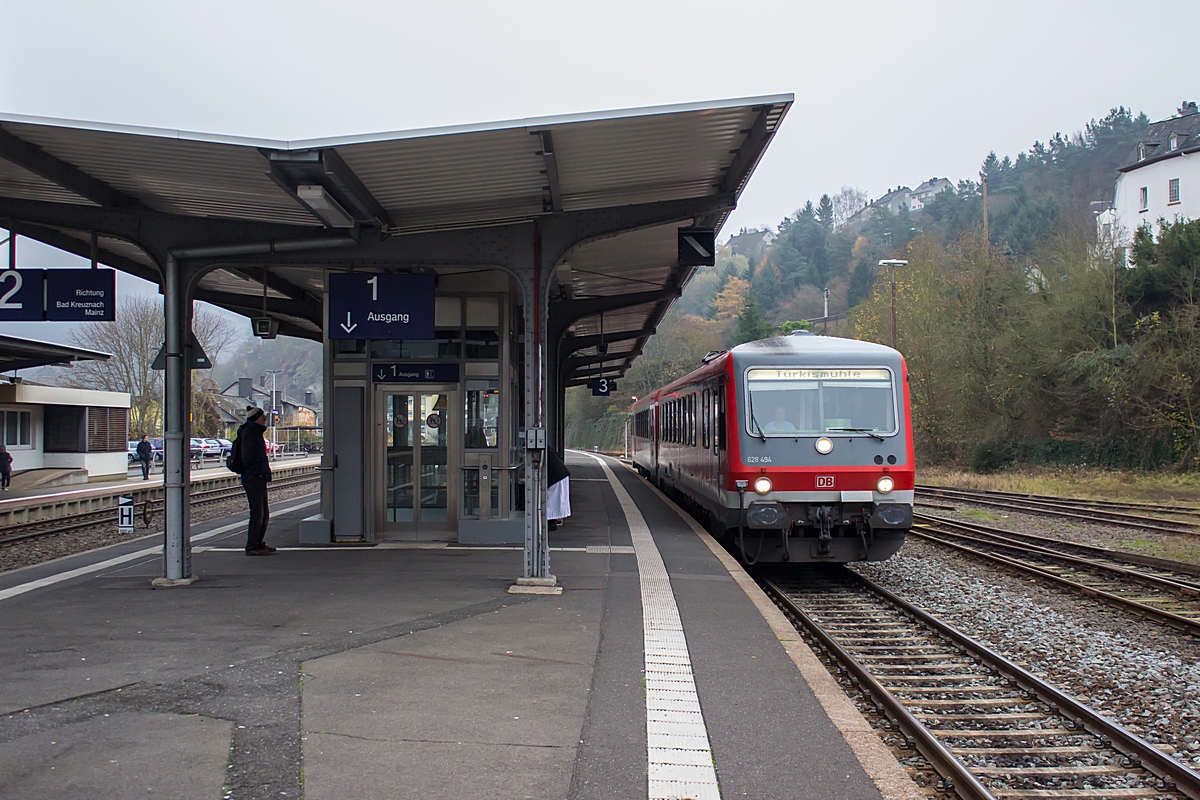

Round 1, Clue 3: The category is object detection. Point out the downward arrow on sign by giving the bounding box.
[341,312,358,334]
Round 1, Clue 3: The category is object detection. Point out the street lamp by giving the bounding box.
[878,259,909,350]
[266,369,284,456]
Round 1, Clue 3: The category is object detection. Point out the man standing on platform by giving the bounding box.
[237,408,276,556]
[136,434,153,480]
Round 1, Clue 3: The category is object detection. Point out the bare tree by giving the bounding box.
[192,303,241,377]
[64,298,241,437]
[831,186,870,230]
[66,294,164,436]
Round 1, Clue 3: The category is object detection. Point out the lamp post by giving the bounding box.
[879,259,909,350]
[266,369,283,456]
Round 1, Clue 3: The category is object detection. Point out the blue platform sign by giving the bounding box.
[46,269,116,321]
[327,272,435,340]
[591,378,613,396]
[0,269,46,321]
[372,363,460,383]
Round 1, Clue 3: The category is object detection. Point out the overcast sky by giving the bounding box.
[2,0,1198,342]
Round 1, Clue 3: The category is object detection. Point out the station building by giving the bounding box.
[0,95,792,585]
[0,334,130,483]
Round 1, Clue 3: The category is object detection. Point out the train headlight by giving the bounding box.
[753,476,772,495]
[876,475,895,494]
[815,437,834,454]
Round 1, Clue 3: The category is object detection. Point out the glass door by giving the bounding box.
[382,390,456,539]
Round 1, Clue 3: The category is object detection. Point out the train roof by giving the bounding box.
[730,331,900,359]
[630,333,903,410]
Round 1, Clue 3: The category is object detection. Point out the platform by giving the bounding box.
[0,452,920,800]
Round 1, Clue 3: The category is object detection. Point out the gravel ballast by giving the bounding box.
[856,533,1200,769]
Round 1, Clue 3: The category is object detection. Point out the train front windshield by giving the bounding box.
[745,368,896,437]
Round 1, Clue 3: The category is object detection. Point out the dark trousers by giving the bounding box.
[0,471,9,489]
[140,458,151,480]
[243,477,270,551]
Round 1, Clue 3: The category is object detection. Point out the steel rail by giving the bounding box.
[915,487,1199,535]
[0,474,319,546]
[915,516,1200,594]
[915,512,1200,579]
[764,572,1200,799]
[911,526,1200,637]
[917,484,1200,518]
[763,578,996,800]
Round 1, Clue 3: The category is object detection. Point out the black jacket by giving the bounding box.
[0,450,11,474]
[136,440,152,462]
[237,421,272,482]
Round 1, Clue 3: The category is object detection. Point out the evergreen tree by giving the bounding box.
[735,296,772,344]
[817,194,835,234]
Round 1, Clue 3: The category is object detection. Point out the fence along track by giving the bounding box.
[0,472,319,546]
[912,514,1200,636]
[916,486,1200,521]
[915,487,1200,536]
[764,568,1200,800]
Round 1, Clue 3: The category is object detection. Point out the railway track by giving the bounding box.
[918,486,1200,521]
[915,486,1200,536]
[764,567,1200,800]
[0,472,320,546]
[912,514,1200,637]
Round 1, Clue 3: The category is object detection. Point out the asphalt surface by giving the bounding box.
[0,453,899,799]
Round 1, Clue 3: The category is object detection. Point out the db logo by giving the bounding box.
[816,476,835,489]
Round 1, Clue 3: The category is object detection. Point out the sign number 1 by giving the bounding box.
[367,275,378,301]
[0,271,23,309]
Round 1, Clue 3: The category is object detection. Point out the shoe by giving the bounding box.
[261,544,277,553]
[245,547,276,556]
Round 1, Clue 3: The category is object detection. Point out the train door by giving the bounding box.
[377,387,459,540]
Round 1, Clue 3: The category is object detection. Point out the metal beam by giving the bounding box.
[564,352,634,371]
[4,222,159,282]
[559,326,656,358]
[719,107,773,195]
[0,128,149,210]
[193,289,322,323]
[535,131,563,213]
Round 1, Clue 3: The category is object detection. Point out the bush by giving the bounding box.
[971,441,1008,474]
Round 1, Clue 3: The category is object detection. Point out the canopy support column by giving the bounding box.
[510,224,560,595]
[158,253,195,585]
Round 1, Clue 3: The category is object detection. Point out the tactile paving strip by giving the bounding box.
[586,454,721,800]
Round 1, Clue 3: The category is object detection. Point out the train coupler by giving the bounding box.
[813,505,834,555]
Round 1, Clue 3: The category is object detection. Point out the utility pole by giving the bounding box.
[266,369,283,456]
[879,259,908,350]
[982,176,989,252]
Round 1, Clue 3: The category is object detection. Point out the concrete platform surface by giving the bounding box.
[0,453,920,800]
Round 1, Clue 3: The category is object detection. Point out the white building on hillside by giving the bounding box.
[908,177,953,211]
[1110,102,1200,242]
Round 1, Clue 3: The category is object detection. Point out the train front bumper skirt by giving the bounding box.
[742,500,913,530]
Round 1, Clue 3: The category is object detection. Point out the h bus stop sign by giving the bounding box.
[117,495,135,534]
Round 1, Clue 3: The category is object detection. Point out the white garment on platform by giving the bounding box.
[548,478,571,520]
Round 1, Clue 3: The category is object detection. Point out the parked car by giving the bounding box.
[216,438,233,457]
[204,438,230,458]
[127,441,139,464]
[189,438,204,461]
[149,438,165,463]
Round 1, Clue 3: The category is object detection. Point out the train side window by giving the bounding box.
[702,389,710,449]
[692,393,698,446]
[716,384,726,451]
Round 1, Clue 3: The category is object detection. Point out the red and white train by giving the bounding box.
[630,331,914,563]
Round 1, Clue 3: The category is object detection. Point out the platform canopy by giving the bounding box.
[0,333,110,372]
[0,94,792,380]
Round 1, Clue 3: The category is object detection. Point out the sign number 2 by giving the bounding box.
[0,271,23,309]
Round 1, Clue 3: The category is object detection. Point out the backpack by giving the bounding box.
[226,432,245,474]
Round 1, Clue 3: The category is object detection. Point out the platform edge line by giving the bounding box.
[615,458,926,800]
